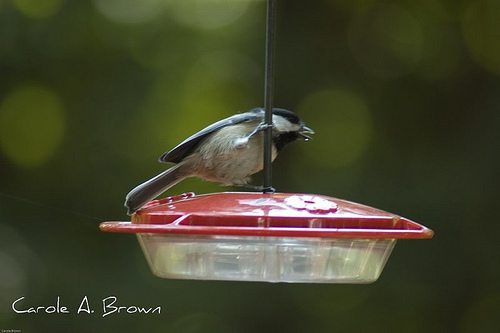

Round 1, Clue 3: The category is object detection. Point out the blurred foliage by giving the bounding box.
[0,0,499,332]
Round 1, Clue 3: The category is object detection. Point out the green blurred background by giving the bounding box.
[1,0,499,332]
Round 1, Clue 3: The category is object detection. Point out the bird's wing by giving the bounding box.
[159,109,264,164]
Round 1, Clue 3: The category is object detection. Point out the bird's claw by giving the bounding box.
[247,122,273,139]
[261,186,276,193]
[234,122,274,149]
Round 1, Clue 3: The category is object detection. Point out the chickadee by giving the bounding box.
[124,107,314,215]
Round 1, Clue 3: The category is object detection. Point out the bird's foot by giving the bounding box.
[261,186,276,193]
[234,122,274,149]
[233,184,276,193]
[249,122,273,138]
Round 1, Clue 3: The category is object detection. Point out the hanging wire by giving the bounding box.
[263,0,277,193]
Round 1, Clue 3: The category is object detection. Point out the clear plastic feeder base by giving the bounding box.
[138,234,396,283]
[100,192,433,283]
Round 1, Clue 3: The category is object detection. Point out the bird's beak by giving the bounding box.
[299,125,315,141]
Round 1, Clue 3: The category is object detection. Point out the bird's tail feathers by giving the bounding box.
[124,164,187,215]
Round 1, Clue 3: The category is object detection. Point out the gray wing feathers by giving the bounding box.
[159,109,264,164]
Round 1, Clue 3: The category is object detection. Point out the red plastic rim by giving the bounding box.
[100,192,434,239]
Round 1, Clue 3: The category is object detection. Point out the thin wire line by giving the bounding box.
[0,191,103,222]
[263,0,276,193]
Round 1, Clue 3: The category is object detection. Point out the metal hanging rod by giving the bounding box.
[262,0,277,193]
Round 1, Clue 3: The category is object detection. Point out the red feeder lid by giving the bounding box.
[100,192,434,239]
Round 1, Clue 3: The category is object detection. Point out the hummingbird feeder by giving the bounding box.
[100,0,433,283]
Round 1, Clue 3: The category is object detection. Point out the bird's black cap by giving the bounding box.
[249,107,302,125]
[271,108,301,125]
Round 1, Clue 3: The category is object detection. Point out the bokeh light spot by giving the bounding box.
[408,1,460,80]
[0,84,66,168]
[417,25,459,80]
[168,0,254,30]
[176,51,258,134]
[297,89,372,169]
[0,252,27,304]
[349,4,423,79]
[93,0,169,24]
[462,0,500,75]
[132,50,257,172]
[13,0,63,19]
[0,224,31,314]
